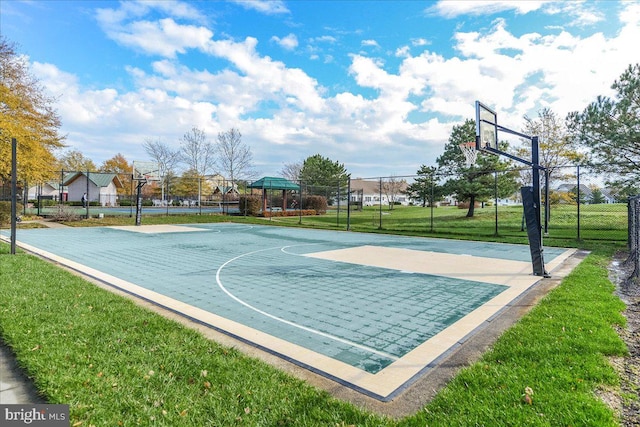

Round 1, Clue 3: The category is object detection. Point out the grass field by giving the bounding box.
[253,203,628,247]
[0,207,632,425]
[33,202,628,247]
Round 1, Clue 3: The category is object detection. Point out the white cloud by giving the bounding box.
[28,0,640,177]
[429,0,606,28]
[411,38,430,47]
[311,35,338,43]
[361,39,380,48]
[395,46,411,58]
[228,0,290,15]
[429,1,547,18]
[271,33,299,50]
[544,2,605,26]
[96,3,213,57]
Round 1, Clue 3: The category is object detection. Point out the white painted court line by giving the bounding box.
[216,246,399,362]
[6,234,577,400]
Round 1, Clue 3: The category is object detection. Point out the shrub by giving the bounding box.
[238,195,262,216]
[303,195,327,214]
[263,209,316,218]
[0,201,24,226]
[50,204,81,222]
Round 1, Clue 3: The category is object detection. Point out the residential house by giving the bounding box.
[350,178,412,207]
[64,172,123,206]
[554,183,616,204]
[28,181,65,201]
[206,174,239,201]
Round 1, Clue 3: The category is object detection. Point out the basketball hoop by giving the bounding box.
[459,142,478,167]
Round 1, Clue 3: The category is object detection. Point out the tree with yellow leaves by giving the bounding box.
[1,37,65,183]
[100,153,132,195]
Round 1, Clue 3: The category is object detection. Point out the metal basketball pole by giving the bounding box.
[10,138,17,255]
[135,179,146,226]
[521,135,549,277]
[479,119,549,277]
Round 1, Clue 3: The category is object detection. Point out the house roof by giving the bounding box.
[63,172,124,189]
[248,176,300,190]
[213,186,238,194]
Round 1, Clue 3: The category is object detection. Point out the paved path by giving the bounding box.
[0,343,45,404]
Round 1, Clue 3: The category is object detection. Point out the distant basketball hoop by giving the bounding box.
[459,141,478,167]
[132,161,161,226]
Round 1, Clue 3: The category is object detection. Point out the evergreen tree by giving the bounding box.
[567,63,640,189]
[404,165,442,207]
[437,119,519,217]
[299,154,349,203]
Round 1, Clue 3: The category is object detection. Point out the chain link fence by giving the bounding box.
[285,165,629,245]
[1,166,631,246]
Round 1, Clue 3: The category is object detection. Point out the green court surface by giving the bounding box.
[1,223,575,400]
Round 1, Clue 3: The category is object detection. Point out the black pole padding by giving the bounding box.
[521,186,549,277]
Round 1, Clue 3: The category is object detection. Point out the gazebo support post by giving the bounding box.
[262,190,268,213]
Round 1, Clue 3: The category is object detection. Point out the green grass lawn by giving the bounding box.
[22,201,628,248]
[268,203,628,247]
[0,213,631,426]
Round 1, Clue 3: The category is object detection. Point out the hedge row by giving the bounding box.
[263,209,317,218]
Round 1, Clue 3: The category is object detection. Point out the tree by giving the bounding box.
[517,108,585,189]
[144,138,181,201]
[0,37,65,183]
[381,175,406,210]
[567,63,640,188]
[172,169,212,201]
[57,149,97,172]
[299,154,349,203]
[588,185,606,204]
[99,153,132,195]
[180,127,216,176]
[437,119,519,217]
[404,165,443,207]
[215,128,255,182]
[280,161,302,182]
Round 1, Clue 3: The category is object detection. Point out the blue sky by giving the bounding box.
[2,0,639,178]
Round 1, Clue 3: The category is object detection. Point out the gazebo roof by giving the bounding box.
[248,176,300,190]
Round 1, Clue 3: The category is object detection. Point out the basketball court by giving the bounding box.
[1,223,578,404]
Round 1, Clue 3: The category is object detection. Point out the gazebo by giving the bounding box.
[247,176,300,212]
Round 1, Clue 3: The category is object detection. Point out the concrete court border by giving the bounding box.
[1,227,585,417]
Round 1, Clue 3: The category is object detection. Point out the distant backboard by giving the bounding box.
[132,161,161,181]
[475,101,498,150]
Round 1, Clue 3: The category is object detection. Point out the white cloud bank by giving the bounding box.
[31,1,640,177]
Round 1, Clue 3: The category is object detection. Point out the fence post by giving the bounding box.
[86,170,90,219]
[347,177,351,231]
[576,165,581,241]
[60,169,65,204]
[10,138,17,254]
[337,180,340,228]
[378,177,383,230]
[544,168,550,235]
[430,175,434,233]
[198,176,202,215]
[494,171,498,236]
[298,180,302,225]
[629,196,640,280]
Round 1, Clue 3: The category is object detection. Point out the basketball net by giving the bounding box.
[459,142,477,167]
